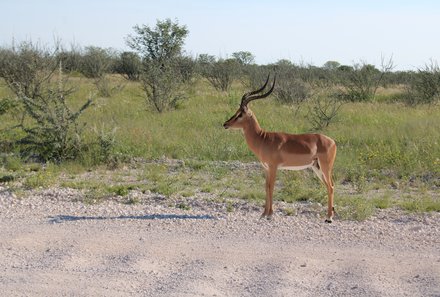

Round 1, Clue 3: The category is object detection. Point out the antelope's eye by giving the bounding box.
[237,112,243,118]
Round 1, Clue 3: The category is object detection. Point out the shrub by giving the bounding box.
[232,51,255,66]
[275,75,308,106]
[176,55,196,83]
[232,51,255,79]
[94,76,125,98]
[0,42,92,162]
[114,51,141,81]
[405,60,440,105]
[0,42,56,99]
[141,60,187,112]
[306,92,344,131]
[80,46,122,97]
[85,125,124,169]
[127,18,190,112]
[339,57,394,101]
[80,46,113,79]
[199,56,240,92]
[0,97,17,116]
[57,43,83,73]
[19,64,92,162]
[340,63,379,101]
[272,60,309,107]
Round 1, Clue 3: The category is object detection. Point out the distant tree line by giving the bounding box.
[1,30,436,106]
[23,42,437,106]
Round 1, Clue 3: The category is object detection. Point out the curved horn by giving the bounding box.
[241,74,276,109]
[242,74,270,100]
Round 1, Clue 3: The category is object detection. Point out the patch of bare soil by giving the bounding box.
[1,186,439,296]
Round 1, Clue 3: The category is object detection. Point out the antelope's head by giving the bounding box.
[223,74,276,130]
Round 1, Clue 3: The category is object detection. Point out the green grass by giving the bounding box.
[399,195,440,212]
[1,75,440,220]
[278,170,326,204]
[372,192,393,209]
[1,156,438,220]
[22,163,59,189]
[336,195,375,221]
[1,76,440,178]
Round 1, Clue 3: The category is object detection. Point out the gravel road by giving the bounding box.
[1,186,439,297]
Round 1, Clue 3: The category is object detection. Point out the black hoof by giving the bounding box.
[325,219,333,223]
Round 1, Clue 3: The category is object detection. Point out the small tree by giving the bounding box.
[405,60,440,105]
[142,61,186,112]
[176,55,196,83]
[323,61,341,71]
[20,74,92,161]
[199,56,240,92]
[80,46,113,79]
[307,92,344,131]
[339,56,394,101]
[126,19,189,112]
[232,51,255,66]
[57,43,83,73]
[0,42,56,99]
[115,51,142,81]
[80,46,122,97]
[272,60,309,108]
[0,42,93,162]
[196,54,215,78]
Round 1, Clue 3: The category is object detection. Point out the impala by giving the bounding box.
[223,75,337,222]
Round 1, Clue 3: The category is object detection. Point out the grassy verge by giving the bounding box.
[1,76,439,220]
[1,158,439,221]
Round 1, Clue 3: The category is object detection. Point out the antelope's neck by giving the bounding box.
[243,115,267,150]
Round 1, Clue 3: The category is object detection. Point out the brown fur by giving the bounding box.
[224,106,337,221]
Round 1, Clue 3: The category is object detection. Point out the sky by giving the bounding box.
[1,0,440,70]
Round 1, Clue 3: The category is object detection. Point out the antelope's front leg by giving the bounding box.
[324,176,335,223]
[261,166,277,219]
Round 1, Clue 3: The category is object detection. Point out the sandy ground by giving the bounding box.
[1,188,440,297]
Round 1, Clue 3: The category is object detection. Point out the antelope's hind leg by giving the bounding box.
[312,159,334,223]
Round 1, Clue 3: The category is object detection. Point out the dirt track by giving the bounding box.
[1,187,440,296]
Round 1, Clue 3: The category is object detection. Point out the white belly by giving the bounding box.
[278,162,314,171]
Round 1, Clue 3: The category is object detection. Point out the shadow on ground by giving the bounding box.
[48,213,217,224]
